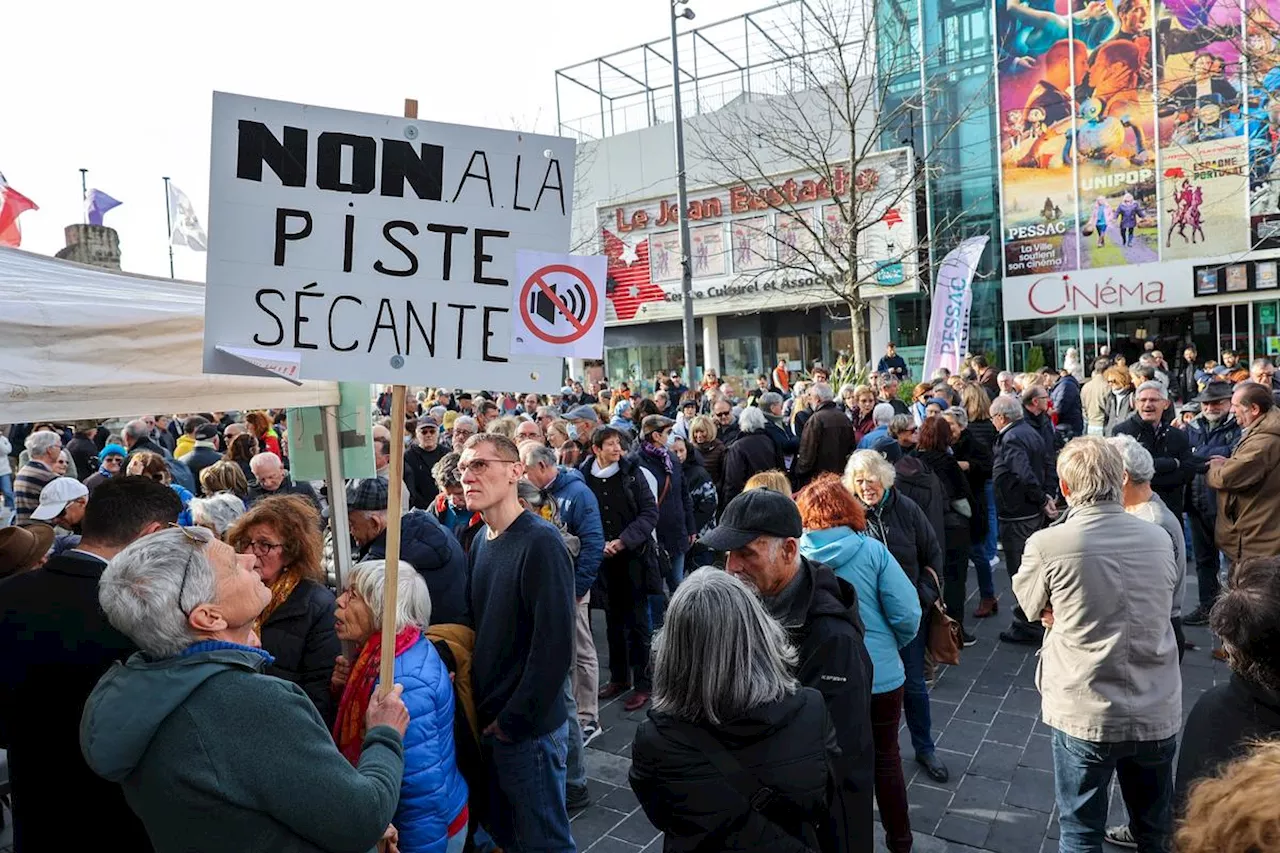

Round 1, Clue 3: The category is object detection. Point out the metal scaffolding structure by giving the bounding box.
[555,0,846,141]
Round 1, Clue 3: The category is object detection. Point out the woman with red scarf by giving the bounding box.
[332,560,470,853]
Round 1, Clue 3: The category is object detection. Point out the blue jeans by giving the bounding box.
[983,481,998,563]
[969,543,995,600]
[561,677,586,790]
[0,473,13,515]
[1051,729,1177,853]
[899,624,936,758]
[648,550,686,629]
[482,722,575,852]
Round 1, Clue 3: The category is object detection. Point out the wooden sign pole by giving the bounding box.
[377,98,417,697]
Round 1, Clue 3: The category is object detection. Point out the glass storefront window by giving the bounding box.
[605,344,702,393]
[720,336,763,386]
[1219,304,1250,360]
[1255,300,1280,358]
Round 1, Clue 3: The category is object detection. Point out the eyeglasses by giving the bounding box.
[247,540,284,557]
[715,411,733,419]
[171,524,214,617]
[457,457,518,475]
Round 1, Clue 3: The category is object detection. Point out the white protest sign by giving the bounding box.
[202,92,576,391]
[510,250,605,359]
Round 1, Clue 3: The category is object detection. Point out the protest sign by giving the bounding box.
[510,250,605,359]
[202,92,576,391]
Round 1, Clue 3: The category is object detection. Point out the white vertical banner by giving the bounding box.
[923,236,989,380]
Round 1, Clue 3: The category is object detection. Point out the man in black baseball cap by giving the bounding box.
[700,489,875,850]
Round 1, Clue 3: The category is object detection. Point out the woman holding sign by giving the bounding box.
[332,559,471,853]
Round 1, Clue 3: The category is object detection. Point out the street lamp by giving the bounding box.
[671,0,697,390]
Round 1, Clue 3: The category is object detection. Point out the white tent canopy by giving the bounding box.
[0,247,339,422]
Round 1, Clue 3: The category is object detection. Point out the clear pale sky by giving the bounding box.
[6,0,759,280]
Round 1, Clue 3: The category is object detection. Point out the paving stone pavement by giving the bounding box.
[570,552,1230,853]
[0,553,1223,853]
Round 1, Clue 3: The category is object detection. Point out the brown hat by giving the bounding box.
[0,524,56,576]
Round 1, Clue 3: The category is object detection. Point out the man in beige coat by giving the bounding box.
[1013,436,1181,853]
[1205,381,1280,565]
[1079,358,1112,436]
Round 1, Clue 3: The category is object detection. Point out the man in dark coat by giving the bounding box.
[247,452,321,512]
[720,407,786,508]
[404,417,449,510]
[1111,381,1193,517]
[990,395,1054,646]
[179,423,224,495]
[702,489,875,852]
[1182,384,1241,625]
[711,398,741,446]
[791,383,855,489]
[0,476,181,853]
[1176,346,1200,403]
[1049,371,1084,439]
[66,422,101,484]
[1021,385,1058,494]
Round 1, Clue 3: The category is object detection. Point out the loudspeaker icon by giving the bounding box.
[531,281,590,325]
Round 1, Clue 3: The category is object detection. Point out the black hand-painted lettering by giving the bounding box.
[426,223,467,280]
[451,151,494,206]
[482,306,509,363]
[535,158,566,216]
[253,289,286,346]
[274,208,313,266]
[293,283,322,350]
[374,221,420,277]
[368,299,402,354]
[405,301,437,357]
[315,132,376,194]
[236,121,307,186]
[474,229,510,286]
[447,303,475,359]
[328,295,362,351]
[380,140,444,201]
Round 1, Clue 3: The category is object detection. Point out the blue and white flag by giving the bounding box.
[85,188,122,226]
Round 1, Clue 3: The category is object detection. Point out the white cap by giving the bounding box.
[31,477,89,522]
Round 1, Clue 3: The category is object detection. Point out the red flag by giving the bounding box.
[602,228,666,321]
[0,175,38,248]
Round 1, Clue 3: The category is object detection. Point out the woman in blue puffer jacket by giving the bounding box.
[331,560,469,853]
[796,473,921,853]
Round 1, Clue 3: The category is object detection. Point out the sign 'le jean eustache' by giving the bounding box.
[202,92,577,391]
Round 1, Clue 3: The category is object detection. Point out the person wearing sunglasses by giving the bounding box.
[405,416,449,511]
[0,476,181,851]
[81,524,410,853]
[227,494,341,724]
[84,443,128,496]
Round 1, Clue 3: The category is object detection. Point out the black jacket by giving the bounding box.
[862,488,943,586]
[630,688,838,852]
[792,402,855,487]
[258,578,341,726]
[993,419,1048,521]
[764,418,800,458]
[681,451,717,535]
[919,449,974,550]
[179,444,223,495]
[1023,408,1058,490]
[694,438,727,494]
[404,444,448,510]
[0,551,152,852]
[951,429,993,541]
[1050,375,1084,437]
[721,431,785,508]
[633,446,697,557]
[893,455,947,551]
[1176,362,1199,403]
[1111,415,1194,517]
[67,436,100,483]
[764,557,874,851]
[1104,389,1135,435]
[1185,415,1243,520]
[248,475,321,513]
[581,455,660,603]
[1175,675,1280,813]
[718,420,742,446]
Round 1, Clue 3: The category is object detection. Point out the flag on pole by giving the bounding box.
[0,173,38,248]
[167,182,207,251]
[922,236,990,380]
[85,188,123,226]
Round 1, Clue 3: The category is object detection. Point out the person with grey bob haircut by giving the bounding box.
[189,492,246,538]
[1012,436,1182,853]
[81,527,411,853]
[629,569,839,851]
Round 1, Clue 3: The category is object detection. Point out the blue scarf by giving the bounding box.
[181,639,275,665]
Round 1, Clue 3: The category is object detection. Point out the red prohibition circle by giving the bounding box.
[517,263,599,344]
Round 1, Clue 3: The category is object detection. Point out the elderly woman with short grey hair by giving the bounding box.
[720,405,785,508]
[629,569,838,850]
[189,492,246,538]
[330,559,470,853]
[80,527,410,853]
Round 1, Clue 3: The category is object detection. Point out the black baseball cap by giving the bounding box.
[194,423,220,441]
[699,489,802,552]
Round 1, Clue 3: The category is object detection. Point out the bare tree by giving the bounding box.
[689,0,993,372]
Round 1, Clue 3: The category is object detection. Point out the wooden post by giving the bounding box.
[377,98,418,696]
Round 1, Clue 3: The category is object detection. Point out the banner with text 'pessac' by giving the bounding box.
[202,92,575,392]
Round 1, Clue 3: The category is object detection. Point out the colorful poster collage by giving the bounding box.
[997,0,1267,275]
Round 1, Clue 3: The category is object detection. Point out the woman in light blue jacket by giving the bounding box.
[797,473,921,853]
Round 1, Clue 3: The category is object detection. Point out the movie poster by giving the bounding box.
[1070,0,1161,268]
[732,216,770,271]
[996,0,1080,276]
[1248,0,1280,247]
[1156,0,1248,259]
[690,224,726,277]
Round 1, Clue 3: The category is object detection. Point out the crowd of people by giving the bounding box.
[0,337,1278,853]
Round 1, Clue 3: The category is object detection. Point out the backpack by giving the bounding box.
[426,624,487,824]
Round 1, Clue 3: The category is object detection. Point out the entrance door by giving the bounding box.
[1109,309,1202,364]
[1218,304,1251,360]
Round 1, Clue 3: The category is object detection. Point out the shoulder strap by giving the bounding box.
[658,472,671,507]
